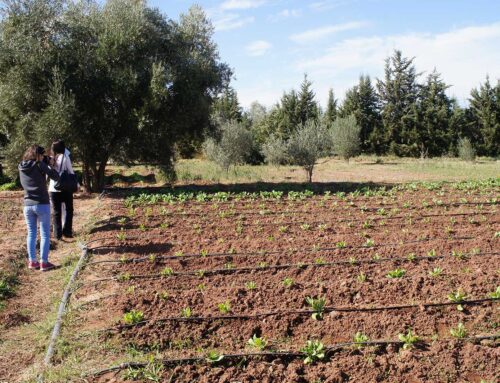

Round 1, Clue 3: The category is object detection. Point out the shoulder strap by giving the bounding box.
[59,154,66,175]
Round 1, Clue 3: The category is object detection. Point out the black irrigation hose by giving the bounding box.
[88,250,499,283]
[86,235,478,263]
[104,298,499,331]
[90,334,500,377]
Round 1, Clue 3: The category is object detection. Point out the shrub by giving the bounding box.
[331,115,361,162]
[287,120,332,182]
[261,134,288,166]
[457,137,475,162]
[203,120,257,171]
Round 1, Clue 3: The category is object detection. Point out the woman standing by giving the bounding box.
[49,140,76,240]
[18,145,60,271]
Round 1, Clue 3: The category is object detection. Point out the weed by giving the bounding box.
[398,329,420,350]
[123,309,144,325]
[301,340,325,365]
[353,332,369,349]
[448,290,467,311]
[450,323,467,339]
[181,307,192,318]
[306,296,326,320]
[161,267,174,277]
[387,268,406,278]
[206,350,224,363]
[218,301,231,314]
[245,281,257,290]
[428,267,443,277]
[248,334,267,350]
[282,277,294,288]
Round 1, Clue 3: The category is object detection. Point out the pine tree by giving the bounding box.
[467,76,499,156]
[323,88,337,127]
[297,74,319,125]
[377,50,421,156]
[212,86,243,123]
[339,75,381,153]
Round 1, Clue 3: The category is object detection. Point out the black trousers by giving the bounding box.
[50,191,74,238]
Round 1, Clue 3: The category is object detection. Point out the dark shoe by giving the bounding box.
[40,262,56,272]
[28,261,40,270]
[63,233,73,239]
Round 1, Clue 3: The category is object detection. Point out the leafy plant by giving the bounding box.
[205,350,224,363]
[301,340,325,365]
[123,309,144,325]
[448,290,467,311]
[450,322,467,339]
[161,267,174,276]
[488,286,500,299]
[386,268,406,278]
[117,228,126,241]
[336,241,347,248]
[428,267,443,277]
[279,225,289,233]
[247,334,267,350]
[357,272,367,282]
[245,281,257,290]
[282,277,294,288]
[451,250,466,260]
[348,257,358,265]
[365,238,375,247]
[301,223,311,231]
[218,300,231,314]
[353,332,369,349]
[427,249,437,257]
[398,329,420,350]
[306,296,326,320]
[181,307,192,318]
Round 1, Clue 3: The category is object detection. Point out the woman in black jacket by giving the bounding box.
[18,145,60,271]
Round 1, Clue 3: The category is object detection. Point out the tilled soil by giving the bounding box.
[79,187,499,382]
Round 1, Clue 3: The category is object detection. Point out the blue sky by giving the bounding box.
[149,0,500,108]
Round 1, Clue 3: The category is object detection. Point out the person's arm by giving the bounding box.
[65,155,75,175]
[38,160,60,182]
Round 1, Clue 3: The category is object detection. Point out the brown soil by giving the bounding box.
[72,185,500,383]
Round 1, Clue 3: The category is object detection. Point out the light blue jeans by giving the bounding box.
[23,204,51,263]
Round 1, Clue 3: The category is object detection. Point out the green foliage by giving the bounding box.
[353,332,369,349]
[428,267,443,277]
[123,356,164,382]
[217,300,231,314]
[301,340,325,364]
[122,310,144,325]
[206,350,224,363]
[331,115,361,161]
[398,329,420,350]
[457,137,476,161]
[245,281,257,290]
[282,277,294,288]
[181,307,192,318]
[448,290,467,311]
[488,286,500,299]
[386,268,406,278]
[261,134,288,166]
[161,267,174,277]
[450,323,467,339]
[306,296,326,320]
[247,334,267,350]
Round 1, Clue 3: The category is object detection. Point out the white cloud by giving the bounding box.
[270,8,301,21]
[290,21,368,44]
[246,40,272,56]
[296,23,500,104]
[309,0,356,11]
[213,13,255,31]
[221,0,267,10]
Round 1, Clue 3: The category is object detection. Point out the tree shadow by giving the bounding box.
[91,242,173,256]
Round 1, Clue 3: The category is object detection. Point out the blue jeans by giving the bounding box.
[23,204,51,263]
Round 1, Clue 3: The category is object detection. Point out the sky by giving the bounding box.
[149,0,500,109]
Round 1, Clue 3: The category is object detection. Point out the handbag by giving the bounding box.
[54,155,78,193]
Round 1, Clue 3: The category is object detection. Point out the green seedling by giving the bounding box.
[279,226,289,233]
[117,217,127,225]
[247,334,267,350]
[353,332,369,349]
[398,329,420,350]
[158,291,169,300]
[336,241,347,248]
[362,221,373,229]
[306,296,326,320]
[450,322,467,339]
[451,250,466,260]
[139,223,146,232]
[301,340,325,365]
[349,257,358,265]
[206,350,224,363]
[488,286,500,299]
[357,272,367,282]
[200,249,208,257]
[218,301,231,314]
[224,262,234,270]
[315,257,325,265]
[245,281,257,290]
[118,272,131,282]
[365,238,375,247]
[126,286,135,294]
[181,307,192,318]
[386,268,406,278]
[161,267,174,276]
[116,228,126,241]
[406,253,416,261]
[428,267,443,277]
[494,231,500,239]
[372,253,381,260]
[318,224,327,231]
[174,250,184,257]
[258,261,268,268]
[123,309,144,325]
[195,270,206,278]
[282,277,294,288]
[197,283,206,291]
[448,290,467,311]
[427,249,437,257]
[301,223,311,231]
[148,254,157,263]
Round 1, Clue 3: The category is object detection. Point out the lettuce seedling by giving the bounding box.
[306,296,326,320]
[181,307,192,318]
[488,286,500,299]
[206,351,224,363]
[282,277,294,288]
[448,290,467,311]
[450,323,467,339]
[353,332,369,349]
[218,301,231,314]
[387,268,406,278]
[247,334,267,350]
[245,281,257,290]
[123,309,144,325]
[301,340,325,365]
[398,329,420,350]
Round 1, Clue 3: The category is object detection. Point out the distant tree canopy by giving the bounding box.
[0,0,230,191]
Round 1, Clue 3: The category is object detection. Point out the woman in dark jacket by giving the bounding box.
[18,145,60,271]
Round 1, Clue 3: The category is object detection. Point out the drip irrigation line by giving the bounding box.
[90,334,499,377]
[86,235,477,261]
[43,243,90,366]
[88,250,499,283]
[104,298,499,331]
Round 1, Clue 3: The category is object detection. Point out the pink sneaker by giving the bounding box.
[40,262,56,272]
[28,261,40,270]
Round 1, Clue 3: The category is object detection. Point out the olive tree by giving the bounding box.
[331,115,361,162]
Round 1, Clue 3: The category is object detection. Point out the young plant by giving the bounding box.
[206,350,224,363]
[406,253,416,262]
[245,281,257,290]
[336,241,347,248]
[123,309,144,325]
[314,257,326,265]
[306,296,326,320]
[488,286,500,299]
[398,329,420,350]
[427,249,437,257]
[450,322,467,339]
[353,332,369,349]
[451,250,466,260]
[301,223,311,231]
[161,267,174,276]
[116,228,126,241]
[278,225,289,233]
[365,238,375,247]
[181,306,192,318]
[357,272,367,283]
[448,290,467,311]
[428,267,443,277]
[247,334,267,350]
[218,300,231,314]
[301,340,325,365]
[348,257,358,265]
[386,268,406,279]
[282,277,294,288]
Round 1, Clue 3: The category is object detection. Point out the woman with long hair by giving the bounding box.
[18,145,60,271]
[49,140,77,240]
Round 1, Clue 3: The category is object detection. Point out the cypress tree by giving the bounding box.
[297,74,319,125]
[323,88,337,127]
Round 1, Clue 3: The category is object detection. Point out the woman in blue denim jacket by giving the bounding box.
[18,145,60,271]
